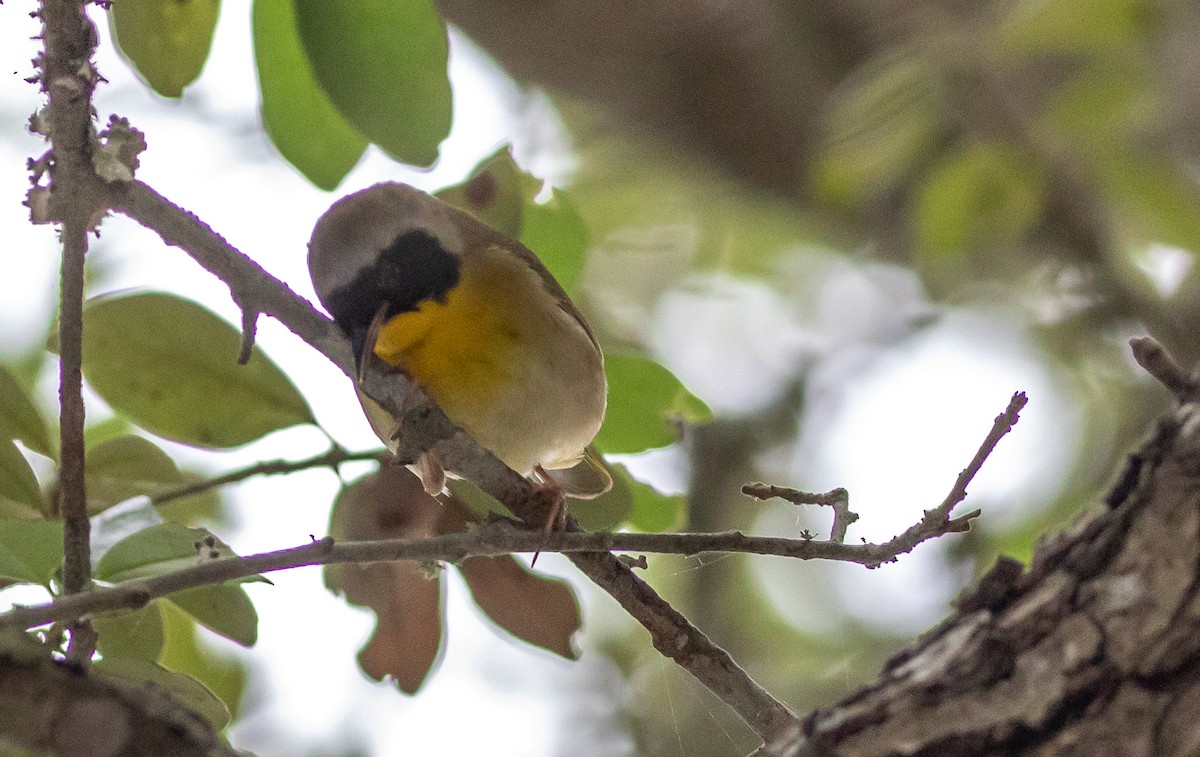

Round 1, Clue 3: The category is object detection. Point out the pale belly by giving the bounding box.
[367,249,606,475]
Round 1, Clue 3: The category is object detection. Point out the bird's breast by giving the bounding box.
[372,254,520,404]
[368,247,605,474]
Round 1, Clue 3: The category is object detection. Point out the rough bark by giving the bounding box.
[754,398,1200,755]
[0,654,237,757]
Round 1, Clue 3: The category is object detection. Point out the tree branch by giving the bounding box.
[108,179,801,741]
[0,502,999,635]
[38,0,108,664]
[150,446,389,507]
[742,485,857,542]
[1130,336,1197,403]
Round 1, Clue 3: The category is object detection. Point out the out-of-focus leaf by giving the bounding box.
[85,416,135,449]
[0,364,52,458]
[89,496,166,569]
[570,459,632,531]
[623,465,685,533]
[156,483,224,527]
[85,435,183,514]
[167,585,258,648]
[458,554,580,659]
[436,146,532,237]
[444,477,512,521]
[78,292,314,449]
[999,0,1150,56]
[597,354,711,454]
[0,440,41,516]
[1043,66,1157,156]
[0,519,62,586]
[326,467,444,692]
[1104,158,1200,253]
[914,142,1046,261]
[109,0,220,98]
[158,600,247,719]
[522,189,589,294]
[94,604,165,662]
[95,522,234,582]
[439,147,589,292]
[252,0,366,189]
[94,657,230,729]
[294,0,451,167]
[813,51,941,205]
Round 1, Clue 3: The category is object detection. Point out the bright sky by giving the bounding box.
[0,2,1082,755]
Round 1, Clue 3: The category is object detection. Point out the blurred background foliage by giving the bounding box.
[4,0,1199,754]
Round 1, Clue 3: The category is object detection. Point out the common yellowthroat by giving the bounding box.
[307,182,611,499]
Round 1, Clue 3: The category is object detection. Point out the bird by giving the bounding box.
[307,181,611,503]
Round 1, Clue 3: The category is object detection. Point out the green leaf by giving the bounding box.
[596,354,711,454]
[438,148,589,292]
[167,585,258,648]
[436,146,532,237]
[1103,158,1200,253]
[0,440,42,516]
[999,0,1151,57]
[108,0,220,98]
[158,601,247,719]
[94,604,165,662]
[1043,66,1157,156]
[294,0,451,167]
[624,466,684,532]
[522,189,589,294]
[156,483,224,527]
[79,292,314,449]
[84,416,135,449]
[94,657,230,729]
[914,142,1046,261]
[813,51,941,205]
[86,435,184,514]
[94,522,259,646]
[252,0,367,189]
[95,522,233,582]
[444,478,513,521]
[0,519,63,586]
[570,461,632,531]
[0,364,52,458]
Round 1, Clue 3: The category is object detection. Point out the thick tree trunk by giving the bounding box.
[759,400,1200,755]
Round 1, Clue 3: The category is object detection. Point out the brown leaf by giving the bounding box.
[435,493,582,658]
[325,465,444,693]
[457,555,582,659]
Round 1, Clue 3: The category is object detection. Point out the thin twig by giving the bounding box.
[0,512,996,633]
[1130,337,1196,402]
[874,391,1027,564]
[150,446,388,507]
[742,484,858,542]
[237,306,260,366]
[110,179,802,741]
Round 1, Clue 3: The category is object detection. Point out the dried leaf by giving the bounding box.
[458,555,581,659]
[439,496,581,658]
[325,466,444,692]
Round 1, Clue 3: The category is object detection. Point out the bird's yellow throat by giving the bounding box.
[370,248,521,416]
